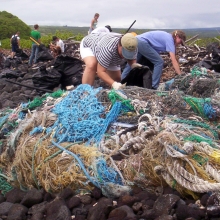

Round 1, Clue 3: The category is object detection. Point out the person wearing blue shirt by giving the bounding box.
[121,30,186,89]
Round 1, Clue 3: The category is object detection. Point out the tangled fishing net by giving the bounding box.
[0,72,219,198]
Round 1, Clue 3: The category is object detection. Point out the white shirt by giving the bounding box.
[91,27,110,34]
[56,39,64,52]
[11,34,20,41]
[83,33,137,69]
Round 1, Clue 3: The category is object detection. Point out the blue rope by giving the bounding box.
[95,158,123,185]
[173,145,187,155]
[199,132,213,140]
[49,84,106,143]
[18,111,26,120]
[18,103,29,120]
[51,140,100,188]
[0,114,9,128]
[29,126,44,136]
[203,103,216,119]
[89,102,122,144]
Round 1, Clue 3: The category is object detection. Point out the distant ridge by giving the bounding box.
[30,25,220,38]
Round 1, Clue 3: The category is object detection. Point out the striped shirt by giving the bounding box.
[83,33,125,69]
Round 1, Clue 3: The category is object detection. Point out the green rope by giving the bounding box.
[192,154,208,165]
[28,96,47,110]
[172,179,177,189]
[191,66,207,76]
[0,170,13,195]
[49,89,65,98]
[183,97,211,119]
[108,90,134,112]
[184,134,213,144]
[28,89,65,110]
[174,119,219,139]
[10,166,28,191]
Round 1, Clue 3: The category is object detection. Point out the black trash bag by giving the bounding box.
[37,47,54,62]
[15,48,29,60]
[211,46,220,73]
[3,58,12,68]
[138,56,154,71]
[121,56,154,74]
[32,65,62,91]
[10,57,22,68]
[53,55,84,88]
[212,63,220,73]
[4,57,22,68]
[121,66,152,89]
[0,69,25,79]
[39,44,48,52]
[195,60,213,70]
[205,42,220,72]
[212,47,220,63]
[206,42,219,54]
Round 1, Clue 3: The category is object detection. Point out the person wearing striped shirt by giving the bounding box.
[80,33,138,90]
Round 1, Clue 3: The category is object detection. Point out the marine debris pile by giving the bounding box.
[0,65,220,197]
[0,40,220,219]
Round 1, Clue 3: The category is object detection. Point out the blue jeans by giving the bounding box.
[121,38,164,89]
[29,44,39,65]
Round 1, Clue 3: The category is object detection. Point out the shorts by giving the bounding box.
[12,44,18,52]
[80,39,120,71]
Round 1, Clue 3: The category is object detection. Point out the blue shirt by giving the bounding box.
[137,31,175,54]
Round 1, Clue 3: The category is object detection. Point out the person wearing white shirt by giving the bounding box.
[91,25,112,34]
[50,36,65,53]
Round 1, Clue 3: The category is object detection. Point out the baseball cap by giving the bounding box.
[121,33,138,60]
[105,25,112,32]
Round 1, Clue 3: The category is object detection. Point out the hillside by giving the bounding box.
[0,11,31,39]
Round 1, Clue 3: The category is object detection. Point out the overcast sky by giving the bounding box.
[2,0,220,29]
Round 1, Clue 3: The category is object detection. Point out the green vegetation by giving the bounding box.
[0,11,31,39]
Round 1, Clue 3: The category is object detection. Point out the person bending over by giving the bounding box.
[121,30,186,89]
[80,33,138,90]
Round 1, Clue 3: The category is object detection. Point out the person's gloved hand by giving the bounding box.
[131,63,142,69]
[112,82,126,90]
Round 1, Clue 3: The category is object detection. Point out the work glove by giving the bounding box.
[131,63,142,69]
[112,82,126,90]
[66,85,74,91]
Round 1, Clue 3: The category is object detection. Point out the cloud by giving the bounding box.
[1,0,220,29]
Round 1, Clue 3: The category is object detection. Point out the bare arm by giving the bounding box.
[97,63,115,86]
[169,52,181,75]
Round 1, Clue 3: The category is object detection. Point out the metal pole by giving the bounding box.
[5,79,53,93]
[125,20,136,34]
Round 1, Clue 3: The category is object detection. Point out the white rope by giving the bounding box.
[206,164,220,183]
[167,164,220,193]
